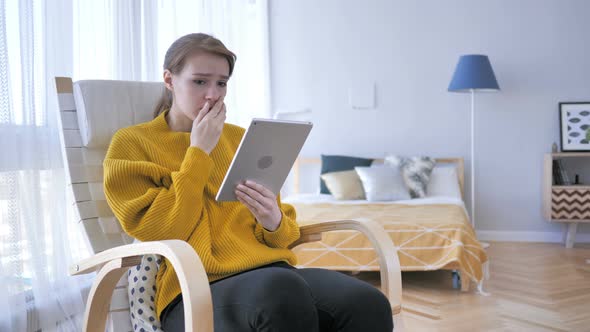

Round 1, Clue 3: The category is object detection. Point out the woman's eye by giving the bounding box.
[218,81,227,87]
[193,80,206,85]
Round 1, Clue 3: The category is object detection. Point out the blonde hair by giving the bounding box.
[153,33,236,118]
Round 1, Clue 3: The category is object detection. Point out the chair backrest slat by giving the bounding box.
[75,200,115,220]
[69,165,103,183]
[60,111,79,129]
[56,77,164,332]
[98,216,124,234]
[56,77,163,253]
[63,129,84,147]
[66,148,107,166]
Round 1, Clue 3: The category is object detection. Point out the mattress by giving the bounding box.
[284,194,488,283]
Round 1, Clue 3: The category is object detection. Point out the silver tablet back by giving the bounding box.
[216,118,313,202]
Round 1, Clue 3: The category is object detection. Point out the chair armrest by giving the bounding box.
[290,219,402,315]
[72,240,213,332]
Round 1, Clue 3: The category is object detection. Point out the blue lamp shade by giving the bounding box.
[448,55,500,92]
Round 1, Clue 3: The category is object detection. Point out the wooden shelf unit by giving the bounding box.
[543,153,590,248]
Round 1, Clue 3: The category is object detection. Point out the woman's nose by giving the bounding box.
[206,86,223,101]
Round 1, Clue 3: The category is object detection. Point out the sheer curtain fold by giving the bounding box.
[2,0,91,331]
[1,1,270,331]
[75,0,271,126]
[199,0,272,126]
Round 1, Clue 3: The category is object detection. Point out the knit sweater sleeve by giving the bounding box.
[255,196,300,248]
[103,131,213,242]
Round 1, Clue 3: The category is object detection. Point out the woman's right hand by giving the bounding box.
[190,97,226,154]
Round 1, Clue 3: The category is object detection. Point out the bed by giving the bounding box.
[284,157,489,291]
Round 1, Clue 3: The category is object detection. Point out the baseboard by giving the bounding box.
[477,230,590,243]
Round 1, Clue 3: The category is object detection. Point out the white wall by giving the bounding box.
[269,0,590,237]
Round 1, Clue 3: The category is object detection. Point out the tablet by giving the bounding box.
[216,118,313,202]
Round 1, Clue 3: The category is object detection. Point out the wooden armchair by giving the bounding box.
[55,77,403,331]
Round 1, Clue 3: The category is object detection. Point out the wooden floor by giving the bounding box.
[354,242,590,332]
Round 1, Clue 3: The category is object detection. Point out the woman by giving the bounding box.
[104,33,393,331]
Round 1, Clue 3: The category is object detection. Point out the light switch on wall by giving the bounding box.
[348,81,375,109]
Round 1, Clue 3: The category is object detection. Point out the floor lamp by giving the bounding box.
[448,54,500,234]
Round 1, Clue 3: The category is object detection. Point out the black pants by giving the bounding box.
[160,262,393,331]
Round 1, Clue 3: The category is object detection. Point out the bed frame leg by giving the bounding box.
[452,270,460,289]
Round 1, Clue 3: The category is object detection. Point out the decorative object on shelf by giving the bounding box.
[552,142,558,153]
[559,102,590,152]
[448,54,500,228]
[552,159,571,185]
[553,159,571,185]
[552,160,563,185]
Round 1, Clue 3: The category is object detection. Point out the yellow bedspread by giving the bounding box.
[291,203,488,283]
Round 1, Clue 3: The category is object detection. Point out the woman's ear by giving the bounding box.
[163,70,173,91]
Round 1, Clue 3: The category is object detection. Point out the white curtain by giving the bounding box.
[0,0,270,331]
[73,0,271,127]
[1,0,92,331]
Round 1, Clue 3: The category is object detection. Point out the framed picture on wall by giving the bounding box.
[559,102,590,152]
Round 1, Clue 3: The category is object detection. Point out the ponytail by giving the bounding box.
[153,87,173,118]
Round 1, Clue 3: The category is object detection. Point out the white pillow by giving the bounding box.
[354,165,411,201]
[426,165,462,199]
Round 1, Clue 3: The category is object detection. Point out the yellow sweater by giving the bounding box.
[103,110,300,318]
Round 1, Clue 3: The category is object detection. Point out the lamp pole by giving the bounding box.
[471,89,475,228]
[448,54,499,245]
[471,89,490,249]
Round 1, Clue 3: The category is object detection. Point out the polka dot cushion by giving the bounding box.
[127,254,163,332]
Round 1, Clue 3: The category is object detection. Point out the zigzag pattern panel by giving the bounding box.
[551,188,590,220]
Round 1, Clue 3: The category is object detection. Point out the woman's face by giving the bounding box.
[165,52,230,121]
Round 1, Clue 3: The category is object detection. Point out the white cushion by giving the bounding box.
[73,80,164,148]
[354,165,411,201]
[426,165,462,199]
